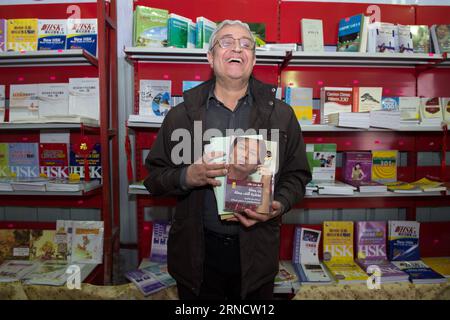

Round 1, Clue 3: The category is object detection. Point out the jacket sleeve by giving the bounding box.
[274,112,312,214]
[143,109,191,197]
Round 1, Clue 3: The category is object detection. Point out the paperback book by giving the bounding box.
[306,144,337,181]
[285,87,313,125]
[66,19,98,56]
[422,257,450,278]
[38,83,70,118]
[7,19,38,51]
[125,269,166,296]
[430,24,450,54]
[9,84,39,122]
[337,14,368,52]
[410,25,430,53]
[133,6,168,47]
[30,230,59,261]
[139,80,171,122]
[301,19,324,52]
[371,150,398,183]
[38,19,67,50]
[0,229,31,262]
[388,220,420,261]
[68,78,100,121]
[9,143,40,178]
[392,260,447,284]
[0,260,37,283]
[342,151,372,183]
[320,87,353,124]
[0,85,4,123]
[0,19,6,52]
[352,87,382,112]
[39,143,69,179]
[70,221,104,264]
[149,222,170,263]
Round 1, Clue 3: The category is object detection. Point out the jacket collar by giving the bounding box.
[183,76,276,130]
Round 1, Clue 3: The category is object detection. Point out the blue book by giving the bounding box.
[381,97,400,111]
[38,19,67,50]
[8,143,39,178]
[388,221,420,261]
[182,81,203,92]
[66,19,97,56]
[69,143,101,179]
[392,260,447,284]
[337,14,367,52]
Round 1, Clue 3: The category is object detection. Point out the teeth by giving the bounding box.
[228,58,242,63]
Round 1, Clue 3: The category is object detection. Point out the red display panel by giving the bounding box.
[416,6,450,26]
[0,3,97,19]
[420,221,450,257]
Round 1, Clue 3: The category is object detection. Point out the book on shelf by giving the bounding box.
[37,19,67,51]
[8,115,99,125]
[375,23,399,53]
[305,144,337,181]
[369,110,400,130]
[274,260,301,294]
[66,19,98,56]
[355,221,409,283]
[327,112,370,129]
[292,227,332,285]
[139,80,171,122]
[399,97,421,122]
[347,181,387,193]
[0,19,6,52]
[410,177,446,192]
[0,178,14,191]
[342,151,372,183]
[69,141,102,180]
[195,17,216,49]
[392,260,447,284]
[46,178,100,192]
[388,220,420,261]
[0,229,31,262]
[129,180,147,190]
[7,19,38,51]
[371,150,398,183]
[421,257,450,278]
[182,81,203,92]
[442,97,450,123]
[0,143,9,177]
[39,143,69,179]
[9,143,40,178]
[301,19,324,52]
[322,221,367,284]
[0,260,38,283]
[55,220,72,262]
[68,78,100,121]
[133,6,168,48]
[139,259,176,288]
[9,84,40,122]
[285,87,313,125]
[320,87,353,124]
[38,83,70,118]
[70,221,104,264]
[352,87,382,113]
[337,14,368,53]
[398,25,414,54]
[167,14,191,48]
[420,97,443,125]
[10,177,48,192]
[316,180,357,195]
[430,24,450,54]
[257,43,298,51]
[385,181,423,193]
[24,261,96,286]
[187,21,196,49]
[0,85,5,123]
[410,25,430,53]
[29,230,59,261]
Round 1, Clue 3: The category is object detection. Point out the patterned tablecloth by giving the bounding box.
[1,281,449,300]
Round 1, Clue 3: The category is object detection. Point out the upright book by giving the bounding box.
[388,220,420,261]
[306,144,337,181]
[139,80,171,122]
[292,227,331,284]
[431,24,450,54]
[38,83,70,118]
[342,151,372,183]
[0,229,31,262]
[410,25,430,53]
[9,84,39,122]
[149,222,170,263]
[39,143,69,179]
[352,87,382,112]
[301,19,324,52]
[7,19,38,51]
[167,14,191,48]
[66,19,98,56]
[375,23,398,53]
[285,87,313,125]
[0,85,5,122]
[320,87,353,124]
[371,150,398,183]
[0,19,6,52]
[8,143,40,178]
[70,221,104,264]
[68,78,100,121]
[133,6,168,47]
[30,230,59,261]
[337,14,368,52]
[398,25,413,53]
[323,221,367,284]
[356,221,409,283]
[195,17,216,49]
[37,19,67,50]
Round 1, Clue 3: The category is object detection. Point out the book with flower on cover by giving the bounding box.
[224,136,277,215]
[356,221,409,283]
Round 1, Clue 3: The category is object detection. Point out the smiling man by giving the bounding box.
[144,20,311,300]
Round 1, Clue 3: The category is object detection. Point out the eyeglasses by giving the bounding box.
[212,36,255,51]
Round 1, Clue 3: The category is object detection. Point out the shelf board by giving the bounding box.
[124,47,286,65]
[289,52,445,67]
[127,121,162,128]
[0,49,98,67]
[0,184,102,196]
[0,122,99,130]
[128,186,149,195]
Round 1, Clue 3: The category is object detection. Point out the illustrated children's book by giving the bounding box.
[70,221,104,264]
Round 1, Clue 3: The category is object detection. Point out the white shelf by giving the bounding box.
[0,49,98,67]
[289,52,445,67]
[0,122,99,130]
[124,47,286,65]
[127,121,162,128]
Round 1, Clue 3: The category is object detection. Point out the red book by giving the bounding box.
[39,143,69,178]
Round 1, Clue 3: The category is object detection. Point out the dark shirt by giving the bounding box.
[181,84,253,235]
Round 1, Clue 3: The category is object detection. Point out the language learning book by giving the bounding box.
[70,221,104,264]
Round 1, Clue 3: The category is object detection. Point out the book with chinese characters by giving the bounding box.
[38,19,67,50]
[125,269,166,296]
[0,85,5,122]
[388,221,420,261]
[38,83,69,118]
[224,136,278,215]
[301,19,324,52]
[342,151,372,183]
[68,78,100,121]
[320,87,353,124]
[8,143,40,178]
[133,6,168,48]
[356,221,409,283]
[337,14,368,52]
[149,222,170,263]
[39,143,69,179]
[7,19,38,51]
[375,23,399,53]
[69,141,102,179]
[66,19,97,56]
[70,221,104,264]
[167,14,191,48]
[0,19,6,52]
[323,221,367,284]
[9,84,39,122]
[352,87,382,113]
[0,143,10,177]
[392,260,446,284]
[195,17,216,49]
[285,87,313,125]
[398,25,413,54]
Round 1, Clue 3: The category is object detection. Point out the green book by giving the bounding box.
[196,17,216,49]
[167,14,191,48]
[0,143,10,177]
[133,6,168,47]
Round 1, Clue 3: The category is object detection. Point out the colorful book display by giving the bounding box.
[371,150,397,183]
[37,19,67,50]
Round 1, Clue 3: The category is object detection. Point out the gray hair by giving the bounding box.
[208,20,255,52]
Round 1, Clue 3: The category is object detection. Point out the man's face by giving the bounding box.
[207,24,256,81]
